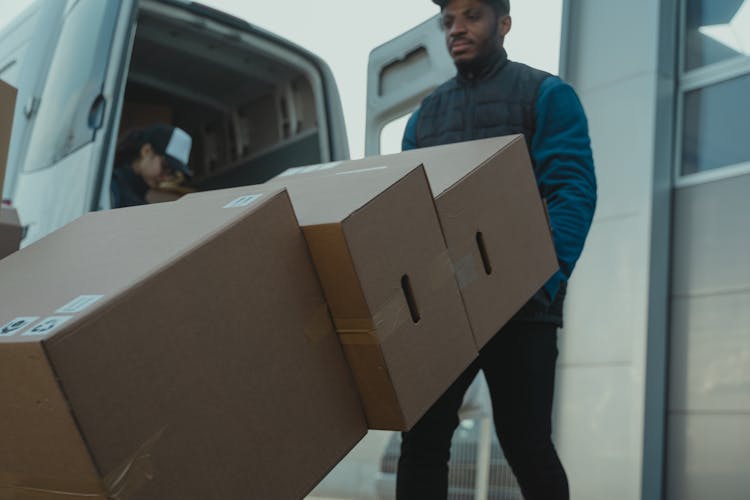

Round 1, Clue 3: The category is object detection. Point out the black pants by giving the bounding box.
[396,321,569,500]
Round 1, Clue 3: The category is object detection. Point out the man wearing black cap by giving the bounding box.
[397,1,597,499]
[110,123,193,208]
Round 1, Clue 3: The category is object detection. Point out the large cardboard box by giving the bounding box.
[0,189,366,500]
[275,136,558,348]
[0,79,16,196]
[182,165,477,430]
[0,207,22,260]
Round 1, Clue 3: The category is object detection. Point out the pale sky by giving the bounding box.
[0,0,563,158]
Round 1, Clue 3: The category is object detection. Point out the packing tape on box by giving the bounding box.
[333,250,456,344]
[103,427,166,499]
[333,291,407,342]
[338,331,380,345]
[0,427,165,500]
[303,302,335,344]
[453,251,481,291]
[429,250,459,292]
[334,317,376,334]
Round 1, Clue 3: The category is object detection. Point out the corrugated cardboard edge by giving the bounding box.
[303,302,336,344]
[301,224,369,324]
[339,333,406,430]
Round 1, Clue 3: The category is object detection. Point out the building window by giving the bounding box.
[679,0,750,178]
[682,73,750,175]
[684,0,750,71]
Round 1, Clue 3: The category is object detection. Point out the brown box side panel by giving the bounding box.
[436,138,558,347]
[44,192,366,500]
[0,343,104,498]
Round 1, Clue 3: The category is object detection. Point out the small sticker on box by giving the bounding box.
[22,316,73,337]
[0,317,39,337]
[224,194,263,209]
[56,294,104,314]
[278,161,343,177]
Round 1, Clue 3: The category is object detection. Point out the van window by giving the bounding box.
[379,113,412,155]
[22,0,120,172]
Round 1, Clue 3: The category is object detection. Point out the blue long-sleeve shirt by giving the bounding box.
[402,76,597,301]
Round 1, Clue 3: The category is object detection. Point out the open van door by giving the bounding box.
[10,0,349,246]
[12,0,137,244]
[0,1,65,200]
[364,15,453,156]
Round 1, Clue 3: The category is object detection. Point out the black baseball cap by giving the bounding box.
[141,124,193,178]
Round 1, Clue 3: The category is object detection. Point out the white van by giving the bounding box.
[0,0,349,245]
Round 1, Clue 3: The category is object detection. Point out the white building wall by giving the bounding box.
[556,1,675,499]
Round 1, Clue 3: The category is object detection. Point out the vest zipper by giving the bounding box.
[464,81,477,140]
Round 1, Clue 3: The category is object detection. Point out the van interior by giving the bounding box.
[117,2,327,200]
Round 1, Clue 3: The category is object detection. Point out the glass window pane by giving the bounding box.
[23,0,120,172]
[682,72,750,175]
[685,0,750,71]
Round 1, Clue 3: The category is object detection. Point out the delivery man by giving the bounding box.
[396,1,597,499]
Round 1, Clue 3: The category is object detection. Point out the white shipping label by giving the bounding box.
[22,316,73,337]
[278,161,343,177]
[224,194,263,209]
[0,317,39,337]
[56,294,104,314]
[335,166,389,176]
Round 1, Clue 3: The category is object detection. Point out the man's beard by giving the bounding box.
[453,20,503,78]
[454,43,501,78]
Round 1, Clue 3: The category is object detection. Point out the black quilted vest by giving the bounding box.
[415,49,565,327]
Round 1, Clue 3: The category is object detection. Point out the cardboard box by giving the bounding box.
[0,189,366,500]
[0,207,22,259]
[0,79,17,196]
[183,165,477,430]
[145,189,182,204]
[274,136,558,348]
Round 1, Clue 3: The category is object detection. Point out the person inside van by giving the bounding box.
[111,123,193,208]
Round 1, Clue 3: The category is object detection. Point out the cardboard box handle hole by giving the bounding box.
[401,274,421,324]
[476,231,493,275]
